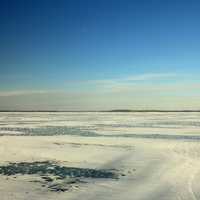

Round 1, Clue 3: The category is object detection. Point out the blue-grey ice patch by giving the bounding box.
[1,126,200,141]
[0,126,100,137]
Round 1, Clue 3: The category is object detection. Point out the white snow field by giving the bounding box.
[1,112,200,200]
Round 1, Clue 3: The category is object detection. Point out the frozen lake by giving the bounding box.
[1,111,200,139]
[1,112,200,200]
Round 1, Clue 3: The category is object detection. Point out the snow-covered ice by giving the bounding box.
[1,112,200,200]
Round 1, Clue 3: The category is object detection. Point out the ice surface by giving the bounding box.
[1,112,200,200]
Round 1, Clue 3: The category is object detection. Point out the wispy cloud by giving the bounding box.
[74,72,178,91]
[0,73,188,97]
[65,72,200,96]
[125,73,177,81]
[0,90,54,97]
[82,72,177,85]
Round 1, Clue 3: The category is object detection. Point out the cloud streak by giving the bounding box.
[0,90,54,97]
[125,73,177,81]
[74,72,178,92]
[78,72,177,86]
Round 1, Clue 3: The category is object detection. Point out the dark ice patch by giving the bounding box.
[0,161,117,179]
[0,126,99,137]
[0,161,118,192]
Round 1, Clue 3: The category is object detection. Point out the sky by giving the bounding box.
[1,0,200,110]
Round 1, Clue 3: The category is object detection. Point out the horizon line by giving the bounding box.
[1,109,200,113]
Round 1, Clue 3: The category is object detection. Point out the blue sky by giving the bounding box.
[1,0,200,110]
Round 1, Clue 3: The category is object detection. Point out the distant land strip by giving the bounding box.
[0,110,200,112]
